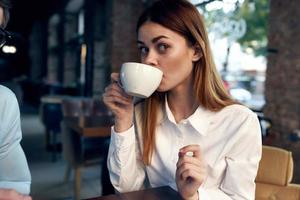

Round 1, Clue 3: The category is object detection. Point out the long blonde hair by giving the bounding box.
[137,0,236,165]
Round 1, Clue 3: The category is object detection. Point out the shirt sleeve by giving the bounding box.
[198,111,262,200]
[0,87,31,195]
[107,125,146,192]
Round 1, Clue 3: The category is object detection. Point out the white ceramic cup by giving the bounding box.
[120,62,163,98]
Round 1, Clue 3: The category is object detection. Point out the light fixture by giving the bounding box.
[2,45,17,54]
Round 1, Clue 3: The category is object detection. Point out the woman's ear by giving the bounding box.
[192,45,203,62]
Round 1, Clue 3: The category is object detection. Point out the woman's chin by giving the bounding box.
[156,82,170,92]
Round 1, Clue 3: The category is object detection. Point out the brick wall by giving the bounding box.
[264,0,300,137]
[109,0,144,72]
[94,0,145,95]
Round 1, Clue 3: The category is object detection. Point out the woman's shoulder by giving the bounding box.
[215,103,257,122]
[222,103,254,114]
[211,104,260,141]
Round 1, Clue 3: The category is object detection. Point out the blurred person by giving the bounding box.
[103,0,261,199]
[0,0,31,199]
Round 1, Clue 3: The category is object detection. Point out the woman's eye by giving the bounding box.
[138,46,148,55]
[157,43,169,53]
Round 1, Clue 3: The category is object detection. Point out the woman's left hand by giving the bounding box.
[176,145,207,200]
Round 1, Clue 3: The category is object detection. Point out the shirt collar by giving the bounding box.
[164,96,213,136]
[164,97,177,124]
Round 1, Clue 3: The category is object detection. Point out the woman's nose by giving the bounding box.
[143,51,158,67]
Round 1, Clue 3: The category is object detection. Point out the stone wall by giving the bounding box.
[264,0,300,138]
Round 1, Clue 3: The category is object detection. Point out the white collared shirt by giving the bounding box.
[108,99,262,200]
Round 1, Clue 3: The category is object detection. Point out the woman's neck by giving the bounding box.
[167,84,199,123]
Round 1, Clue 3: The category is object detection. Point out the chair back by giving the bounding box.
[42,102,63,132]
[81,99,94,116]
[61,97,110,117]
[62,98,81,117]
[256,145,294,186]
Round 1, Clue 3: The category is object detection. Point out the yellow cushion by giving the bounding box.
[255,145,293,186]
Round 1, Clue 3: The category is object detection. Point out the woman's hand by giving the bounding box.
[0,189,32,200]
[102,73,134,132]
[176,145,207,200]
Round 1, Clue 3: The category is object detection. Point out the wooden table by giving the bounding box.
[41,95,71,104]
[85,186,183,200]
[63,116,113,137]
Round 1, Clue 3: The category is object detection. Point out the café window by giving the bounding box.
[192,0,269,110]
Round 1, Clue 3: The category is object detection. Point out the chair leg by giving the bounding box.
[45,129,50,150]
[64,165,71,183]
[52,132,57,162]
[74,167,81,200]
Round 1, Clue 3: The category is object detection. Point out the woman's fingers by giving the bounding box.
[103,88,131,104]
[104,101,126,116]
[106,80,131,98]
[179,145,202,159]
[102,74,134,118]
[103,96,132,108]
[176,162,206,183]
[177,144,205,169]
[181,168,205,183]
[176,154,202,168]
[176,144,207,183]
[111,73,120,82]
[103,83,132,103]
[176,162,203,176]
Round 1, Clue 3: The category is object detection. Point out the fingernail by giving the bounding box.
[186,151,193,157]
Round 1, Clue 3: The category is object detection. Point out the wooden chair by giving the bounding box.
[61,98,82,117]
[61,97,113,199]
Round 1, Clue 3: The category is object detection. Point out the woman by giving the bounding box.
[103,0,262,199]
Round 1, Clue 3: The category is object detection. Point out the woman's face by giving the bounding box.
[137,22,200,92]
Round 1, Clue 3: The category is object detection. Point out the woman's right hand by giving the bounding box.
[102,73,134,132]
